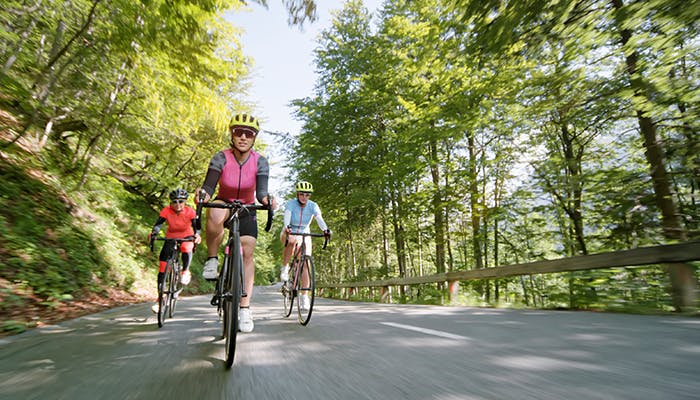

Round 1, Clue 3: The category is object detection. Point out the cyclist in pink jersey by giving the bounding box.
[196,113,276,333]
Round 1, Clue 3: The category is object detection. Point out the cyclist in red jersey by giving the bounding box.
[148,188,201,312]
[196,114,276,333]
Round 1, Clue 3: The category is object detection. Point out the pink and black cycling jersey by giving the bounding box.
[201,149,270,204]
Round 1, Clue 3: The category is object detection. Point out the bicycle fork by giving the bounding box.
[211,241,247,307]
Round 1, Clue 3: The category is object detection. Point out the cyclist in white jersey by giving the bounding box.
[280,181,330,306]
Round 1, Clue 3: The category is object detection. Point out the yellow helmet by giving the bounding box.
[229,114,260,132]
[295,181,313,193]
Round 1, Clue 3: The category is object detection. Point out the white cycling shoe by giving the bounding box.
[239,308,254,333]
[301,294,311,310]
[202,258,218,280]
[181,270,191,285]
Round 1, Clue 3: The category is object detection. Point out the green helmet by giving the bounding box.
[229,114,260,132]
[295,181,313,193]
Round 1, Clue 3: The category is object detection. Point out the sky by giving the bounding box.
[225,0,382,195]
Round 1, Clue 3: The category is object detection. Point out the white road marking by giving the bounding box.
[381,322,470,340]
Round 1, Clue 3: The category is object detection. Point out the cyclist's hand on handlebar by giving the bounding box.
[284,225,293,235]
[195,188,210,204]
[324,229,332,238]
[194,233,202,245]
[263,194,277,210]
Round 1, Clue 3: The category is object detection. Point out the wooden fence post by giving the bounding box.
[448,280,459,304]
[380,286,391,303]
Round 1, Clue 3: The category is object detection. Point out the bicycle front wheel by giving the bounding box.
[157,290,165,328]
[158,262,174,327]
[169,263,180,318]
[224,236,242,368]
[282,262,296,318]
[296,255,315,326]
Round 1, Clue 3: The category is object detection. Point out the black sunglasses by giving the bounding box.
[232,128,257,139]
[171,199,186,204]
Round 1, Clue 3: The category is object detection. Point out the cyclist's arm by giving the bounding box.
[201,151,226,197]
[283,207,292,229]
[314,208,329,232]
[255,156,270,204]
[151,216,167,235]
[190,217,200,236]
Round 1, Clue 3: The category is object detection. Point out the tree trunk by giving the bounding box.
[428,139,446,275]
[611,0,695,311]
[467,133,484,269]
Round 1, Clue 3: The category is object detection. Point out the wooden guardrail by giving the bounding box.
[317,241,700,294]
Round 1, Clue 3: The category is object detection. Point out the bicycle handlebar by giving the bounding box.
[195,192,274,233]
[284,231,330,250]
[150,235,197,252]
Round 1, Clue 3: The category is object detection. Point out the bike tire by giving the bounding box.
[216,253,227,339]
[157,290,165,328]
[297,255,315,326]
[158,262,174,327]
[282,261,295,318]
[169,262,180,318]
[224,235,242,368]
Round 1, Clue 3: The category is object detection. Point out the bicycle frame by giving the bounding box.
[151,236,195,328]
[196,195,273,368]
[282,231,329,325]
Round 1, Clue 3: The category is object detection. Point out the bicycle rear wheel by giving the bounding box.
[296,255,315,326]
[218,255,228,339]
[224,236,242,368]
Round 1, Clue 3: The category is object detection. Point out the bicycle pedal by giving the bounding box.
[210,296,219,306]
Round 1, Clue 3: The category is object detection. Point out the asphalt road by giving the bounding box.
[1,285,698,400]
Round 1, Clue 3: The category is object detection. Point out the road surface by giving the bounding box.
[1,285,698,399]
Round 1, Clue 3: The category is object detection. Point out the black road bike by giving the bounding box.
[196,194,273,368]
[150,236,196,328]
[282,231,329,326]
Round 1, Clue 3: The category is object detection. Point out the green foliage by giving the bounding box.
[0,1,322,333]
[288,0,698,313]
[0,161,106,300]
[0,0,696,324]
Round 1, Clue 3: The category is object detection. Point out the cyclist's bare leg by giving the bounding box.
[205,206,228,258]
[281,234,300,266]
[304,236,313,256]
[240,235,256,307]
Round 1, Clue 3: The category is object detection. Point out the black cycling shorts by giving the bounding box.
[237,211,258,239]
[212,200,259,239]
